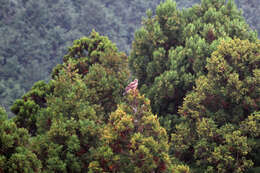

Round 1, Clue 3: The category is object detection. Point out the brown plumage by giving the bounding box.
[123,79,138,95]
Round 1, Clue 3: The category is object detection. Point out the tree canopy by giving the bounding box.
[0,0,259,172]
[172,38,260,172]
[129,0,257,133]
[1,0,259,115]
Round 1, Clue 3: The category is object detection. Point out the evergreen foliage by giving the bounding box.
[11,81,53,135]
[0,107,42,172]
[11,31,129,136]
[0,0,259,172]
[172,38,260,172]
[0,0,162,113]
[52,31,130,117]
[89,90,174,172]
[1,0,259,115]
[30,115,102,172]
[129,0,258,133]
[24,67,104,172]
[9,31,131,172]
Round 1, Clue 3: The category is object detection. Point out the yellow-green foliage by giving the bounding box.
[173,38,259,172]
[9,31,130,172]
[2,1,260,172]
[129,0,257,120]
[180,39,260,123]
[172,164,191,173]
[89,90,173,172]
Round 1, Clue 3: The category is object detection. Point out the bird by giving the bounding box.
[123,79,138,95]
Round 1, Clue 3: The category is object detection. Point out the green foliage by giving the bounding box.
[0,107,42,173]
[1,1,259,172]
[9,31,130,172]
[11,81,53,135]
[36,68,99,134]
[172,117,256,173]
[130,0,258,125]
[180,39,260,124]
[52,31,130,118]
[30,118,102,173]
[1,0,259,115]
[29,67,104,172]
[12,31,129,136]
[240,111,260,172]
[172,164,191,173]
[89,90,174,172]
[172,39,260,172]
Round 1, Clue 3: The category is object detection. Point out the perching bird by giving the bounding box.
[123,79,138,95]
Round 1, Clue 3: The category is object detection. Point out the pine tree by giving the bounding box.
[172,38,260,172]
[11,81,53,135]
[0,107,42,173]
[52,30,130,118]
[11,30,130,136]
[88,90,177,172]
[129,0,257,133]
[10,31,130,172]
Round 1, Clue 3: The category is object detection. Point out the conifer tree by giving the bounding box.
[9,31,130,172]
[30,115,102,172]
[11,81,53,135]
[172,38,260,172]
[239,111,260,172]
[88,90,185,172]
[52,30,130,118]
[0,107,42,173]
[129,0,257,132]
[17,64,102,172]
[11,30,130,136]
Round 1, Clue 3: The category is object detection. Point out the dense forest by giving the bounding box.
[0,0,260,172]
[0,0,259,113]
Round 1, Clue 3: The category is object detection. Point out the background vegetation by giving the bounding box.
[0,0,259,114]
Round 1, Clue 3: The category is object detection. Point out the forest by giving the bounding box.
[0,0,260,113]
[0,0,259,172]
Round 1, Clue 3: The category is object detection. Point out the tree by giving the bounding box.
[88,90,177,172]
[11,31,130,136]
[25,64,103,172]
[129,0,257,133]
[180,38,259,126]
[172,38,260,172]
[10,31,130,172]
[0,107,42,173]
[11,81,53,135]
[240,111,260,173]
[0,0,162,114]
[52,30,130,118]
[30,115,102,172]
[1,0,259,115]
